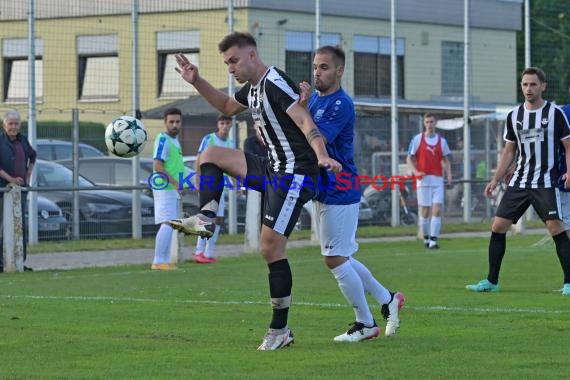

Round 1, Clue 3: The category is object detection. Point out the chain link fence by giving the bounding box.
[1,0,547,247]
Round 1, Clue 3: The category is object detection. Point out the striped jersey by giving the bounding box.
[505,101,570,188]
[234,66,318,175]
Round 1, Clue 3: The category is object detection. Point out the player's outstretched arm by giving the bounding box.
[175,53,245,116]
[286,102,341,172]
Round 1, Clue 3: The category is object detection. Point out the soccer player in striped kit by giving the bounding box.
[466,67,570,295]
[168,32,342,349]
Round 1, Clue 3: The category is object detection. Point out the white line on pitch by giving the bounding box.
[1,295,569,315]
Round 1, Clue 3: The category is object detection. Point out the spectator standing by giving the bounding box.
[0,110,36,272]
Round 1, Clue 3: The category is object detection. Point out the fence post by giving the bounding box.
[2,185,24,272]
[244,191,261,252]
[169,198,186,264]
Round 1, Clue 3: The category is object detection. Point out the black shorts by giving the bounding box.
[243,152,317,237]
[495,187,562,223]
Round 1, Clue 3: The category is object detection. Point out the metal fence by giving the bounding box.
[1,0,550,249]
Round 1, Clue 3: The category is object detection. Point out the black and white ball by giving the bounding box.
[105,116,147,158]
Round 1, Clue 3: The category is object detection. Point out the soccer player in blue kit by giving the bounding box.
[300,46,405,341]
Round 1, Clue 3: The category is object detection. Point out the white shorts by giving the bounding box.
[560,191,570,229]
[417,183,445,207]
[152,189,180,224]
[314,202,359,257]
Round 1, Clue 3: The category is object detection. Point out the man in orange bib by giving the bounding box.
[406,113,452,249]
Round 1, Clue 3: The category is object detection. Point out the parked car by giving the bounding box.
[24,195,69,241]
[35,160,157,238]
[58,156,247,231]
[58,156,201,217]
[36,139,105,161]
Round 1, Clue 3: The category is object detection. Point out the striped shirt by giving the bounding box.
[234,66,318,175]
[505,101,570,188]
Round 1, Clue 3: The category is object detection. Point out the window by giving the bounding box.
[285,51,313,84]
[77,35,119,101]
[442,41,464,96]
[353,35,405,98]
[157,31,200,98]
[285,31,341,85]
[2,38,43,103]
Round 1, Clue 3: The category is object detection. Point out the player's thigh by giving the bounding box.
[201,146,247,178]
[152,190,179,223]
[263,173,316,238]
[417,186,433,207]
[529,188,563,222]
[242,152,268,190]
[315,202,359,257]
[432,184,445,204]
[495,187,530,223]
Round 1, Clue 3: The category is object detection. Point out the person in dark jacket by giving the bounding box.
[0,110,36,272]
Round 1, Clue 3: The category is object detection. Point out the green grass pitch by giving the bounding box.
[1,235,569,379]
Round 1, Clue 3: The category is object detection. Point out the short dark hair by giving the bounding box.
[218,32,257,53]
[163,107,182,121]
[217,114,232,122]
[424,112,436,120]
[315,45,345,67]
[521,67,546,83]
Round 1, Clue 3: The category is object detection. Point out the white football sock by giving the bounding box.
[331,260,375,326]
[204,224,221,258]
[195,236,206,254]
[153,224,173,264]
[430,216,441,239]
[349,257,392,305]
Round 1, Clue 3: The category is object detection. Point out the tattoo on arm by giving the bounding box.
[307,128,323,145]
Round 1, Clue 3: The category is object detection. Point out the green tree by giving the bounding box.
[517,0,570,104]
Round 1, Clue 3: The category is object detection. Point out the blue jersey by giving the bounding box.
[558,104,570,191]
[308,87,360,205]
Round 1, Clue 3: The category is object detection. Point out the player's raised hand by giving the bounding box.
[298,81,311,106]
[175,53,199,85]
[563,172,570,190]
[484,179,497,198]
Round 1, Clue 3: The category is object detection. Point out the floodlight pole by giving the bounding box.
[131,0,142,239]
[462,0,472,222]
[390,0,400,226]
[524,0,531,68]
[27,0,38,244]
[227,0,238,234]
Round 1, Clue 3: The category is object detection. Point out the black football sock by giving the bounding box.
[552,232,570,284]
[267,259,292,329]
[487,231,506,284]
[198,162,225,219]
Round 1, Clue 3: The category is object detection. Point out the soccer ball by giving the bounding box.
[105,116,147,158]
